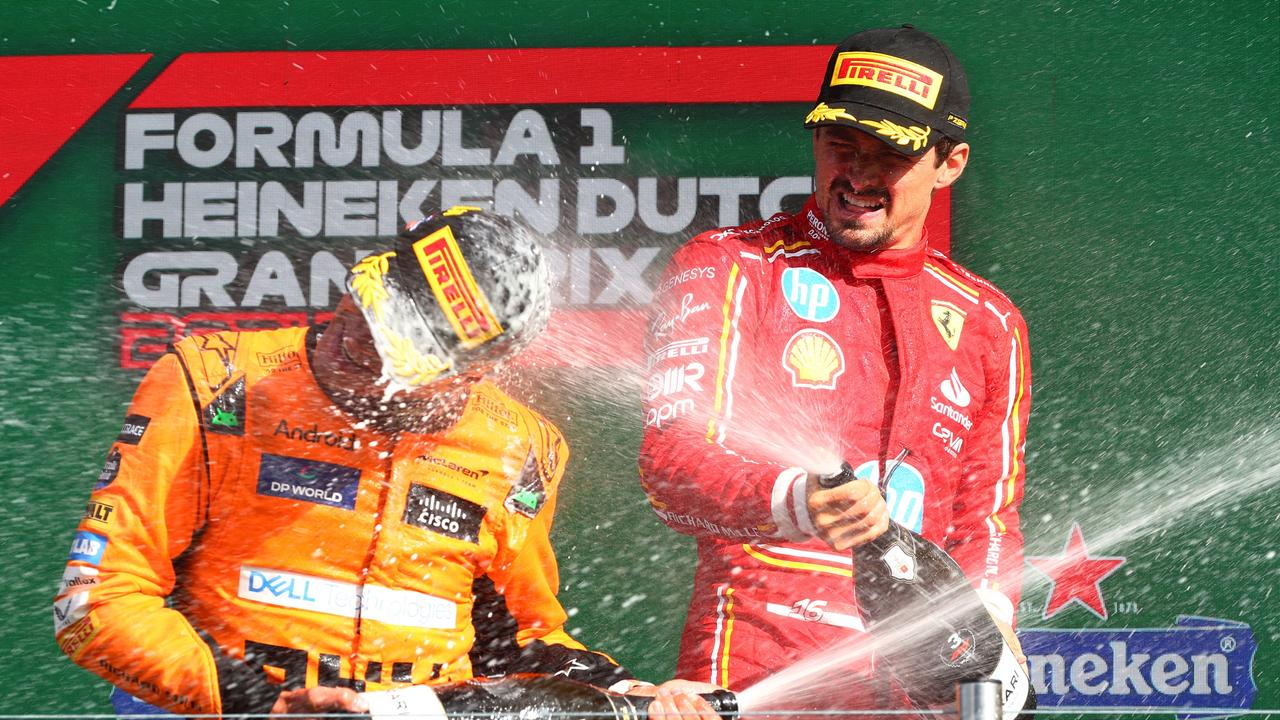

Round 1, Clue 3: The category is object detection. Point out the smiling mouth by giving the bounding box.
[838,190,887,214]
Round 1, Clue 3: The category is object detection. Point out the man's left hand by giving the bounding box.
[270,686,365,719]
[627,679,723,720]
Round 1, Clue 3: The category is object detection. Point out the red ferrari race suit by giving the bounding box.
[639,197,1031,707]
[55,327,630,716]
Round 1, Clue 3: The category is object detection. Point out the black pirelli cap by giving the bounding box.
[803,25,970,156]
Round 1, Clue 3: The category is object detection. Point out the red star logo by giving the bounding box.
[1026,523,1126,620]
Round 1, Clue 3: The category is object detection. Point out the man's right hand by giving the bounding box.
[805,476,890,551]
[271,686,365,718]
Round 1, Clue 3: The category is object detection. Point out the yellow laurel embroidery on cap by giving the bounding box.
[442,205,483,217]
[859,119,931,152]
[805,102,858,125]
[382,324,451,385]
[349,252,394,323]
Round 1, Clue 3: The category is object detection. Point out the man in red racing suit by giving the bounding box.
[639,26,1031,712]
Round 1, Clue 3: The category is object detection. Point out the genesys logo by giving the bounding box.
[256,453,360,510]
[1021,617,1257,715]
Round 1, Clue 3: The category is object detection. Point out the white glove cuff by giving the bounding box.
[770,466,810,541]
[608,678,654,693]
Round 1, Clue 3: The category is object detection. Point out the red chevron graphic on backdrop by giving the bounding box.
[2,47,950,249]
[0,54,150,207]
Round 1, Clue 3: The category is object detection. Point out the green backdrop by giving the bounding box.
[1,0,1276,714]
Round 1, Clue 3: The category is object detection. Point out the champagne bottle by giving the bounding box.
[361,674,738,720]
[818,455,1034,718]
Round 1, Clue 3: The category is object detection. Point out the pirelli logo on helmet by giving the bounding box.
[830,52,943,110]
[412,225,504,348]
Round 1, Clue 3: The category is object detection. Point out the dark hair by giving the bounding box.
[932,136,958,167]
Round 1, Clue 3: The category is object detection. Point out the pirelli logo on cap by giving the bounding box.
[412,226,504,348]
[830,52,943,110]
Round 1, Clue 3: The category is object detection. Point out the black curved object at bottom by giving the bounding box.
[819,461,1036,719]
[370,674,739,720]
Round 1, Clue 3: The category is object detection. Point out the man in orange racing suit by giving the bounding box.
[55,209,654,717]
[639,27,1031,712]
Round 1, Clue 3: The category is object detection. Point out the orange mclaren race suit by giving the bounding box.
[639,197,1031,708]
[55,327,630,716]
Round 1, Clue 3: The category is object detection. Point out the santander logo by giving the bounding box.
[940,368,971,408]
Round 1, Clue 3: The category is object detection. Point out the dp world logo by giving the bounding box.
[781,268,839,322]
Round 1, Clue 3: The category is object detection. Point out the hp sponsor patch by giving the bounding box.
[1021,617,1257,715]
[68,530,108,565]
[256,453,360,510]
[403,484,485,543]
[116,414,150,445]
[781,267,839,322]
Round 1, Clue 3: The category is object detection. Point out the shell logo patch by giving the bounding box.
[782,328,845,390]
[829,51,943,110]
[931,299,966,351]
[413,225,504,348]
